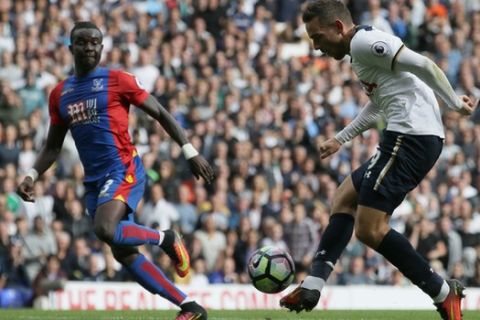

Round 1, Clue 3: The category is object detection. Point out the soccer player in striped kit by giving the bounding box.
[17,22,213,320]
[280,1,476,319]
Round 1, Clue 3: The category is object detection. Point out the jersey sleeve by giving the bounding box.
[350,29,404,71]
[116,71,150,106]
[48,83,66,126]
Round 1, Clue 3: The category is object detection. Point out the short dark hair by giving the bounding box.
[70,21,102,43]
[302,0,353,25]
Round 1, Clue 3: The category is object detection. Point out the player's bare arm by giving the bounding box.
[17,124,68,202]
[139,95,216,184]
[394,46,476,116]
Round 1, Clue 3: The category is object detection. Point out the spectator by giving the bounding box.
[55,231,74,273]
[233,229,259,274]
[438,216,463,274]
[194,214,226,272]
[31,255,66,308]
[0,237,30,290]
[0,237,32,308]
[68,237,91,281]
[260,222,288,252]
[0,84,24,125]
[341,256,375,285]
[190,258,210,286]
[22,181,54,227]
[131,49,160,93]
[175,184,199,235]
[67,199,91,240]
[22,216,57,282]
[0,124,20,168]
[410,218,447,263]
[283,203,318,273]
[18,72,46,117]
[17,137,36,175]
[83,254,104,282]
[139,183,180,231]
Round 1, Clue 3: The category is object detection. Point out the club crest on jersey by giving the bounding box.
[92,78,104,91]
[371,41,389,57]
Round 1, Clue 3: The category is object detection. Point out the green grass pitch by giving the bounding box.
[0,310,479,320]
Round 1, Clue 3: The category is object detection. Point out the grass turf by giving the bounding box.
[0,310,479,320]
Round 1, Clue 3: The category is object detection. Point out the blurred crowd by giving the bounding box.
[1,0,480,308]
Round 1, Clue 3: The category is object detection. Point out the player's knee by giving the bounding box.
[111,246,138,265]
[331,196,356,216]
[94,223,115,243]
[355,225,383,248]
[331,176,357,215]
[331,204,356,216]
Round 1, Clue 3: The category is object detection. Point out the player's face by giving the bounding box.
[70,28,103,71]
[306,17,348,60]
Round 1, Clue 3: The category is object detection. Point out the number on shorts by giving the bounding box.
[367,151,381,170]
[99,179,114,197]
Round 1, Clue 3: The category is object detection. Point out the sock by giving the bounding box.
[376,229,445,299]
[433,281,450,303]
[180,297,194,305]
[125,254,187,306]
[113,221,160,246]
[310,213,355,282]
[160,230,175,248]
[158,231,166,246]
[301,275,326,292]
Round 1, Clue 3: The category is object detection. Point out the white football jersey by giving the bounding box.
[350,26,445,138]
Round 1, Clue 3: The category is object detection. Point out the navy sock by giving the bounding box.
[376,229,444,298]
[311,213,354,280]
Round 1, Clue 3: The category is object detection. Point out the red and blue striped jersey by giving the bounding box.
[49,67,149,182]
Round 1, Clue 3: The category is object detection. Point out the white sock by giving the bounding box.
[180,297,193,305]
[301,275,326,292]
[158,231,165,246]
[433,281,450,303]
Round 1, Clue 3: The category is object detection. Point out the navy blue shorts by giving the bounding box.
[84,156,146,220]
[351,130,443,215]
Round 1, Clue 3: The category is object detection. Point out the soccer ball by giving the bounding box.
[247,246,295,293]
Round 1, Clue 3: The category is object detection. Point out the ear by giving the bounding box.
[334,20,344,34]
[69,45,73,54]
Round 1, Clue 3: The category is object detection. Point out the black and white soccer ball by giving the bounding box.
[247,246,295,293]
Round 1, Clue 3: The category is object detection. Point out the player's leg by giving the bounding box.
[307,175,358,286]
[94,200,190,277]
[280,175,358,312]
[94,200,162,245]
[355,206,464,320]
[93,201,206,319]
[353,132,463,319]
[356,205,447,296]
[94,159,190,277]
[110,245,206,320]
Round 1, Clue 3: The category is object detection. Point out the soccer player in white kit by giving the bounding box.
[279,1,476,319]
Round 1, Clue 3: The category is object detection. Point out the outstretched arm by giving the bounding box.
[139,95,215,184]
[17,124,67,202]
[139,95,189,147]
[394,47,475,115]
[334,101,383,144]
[319,101,382,159]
